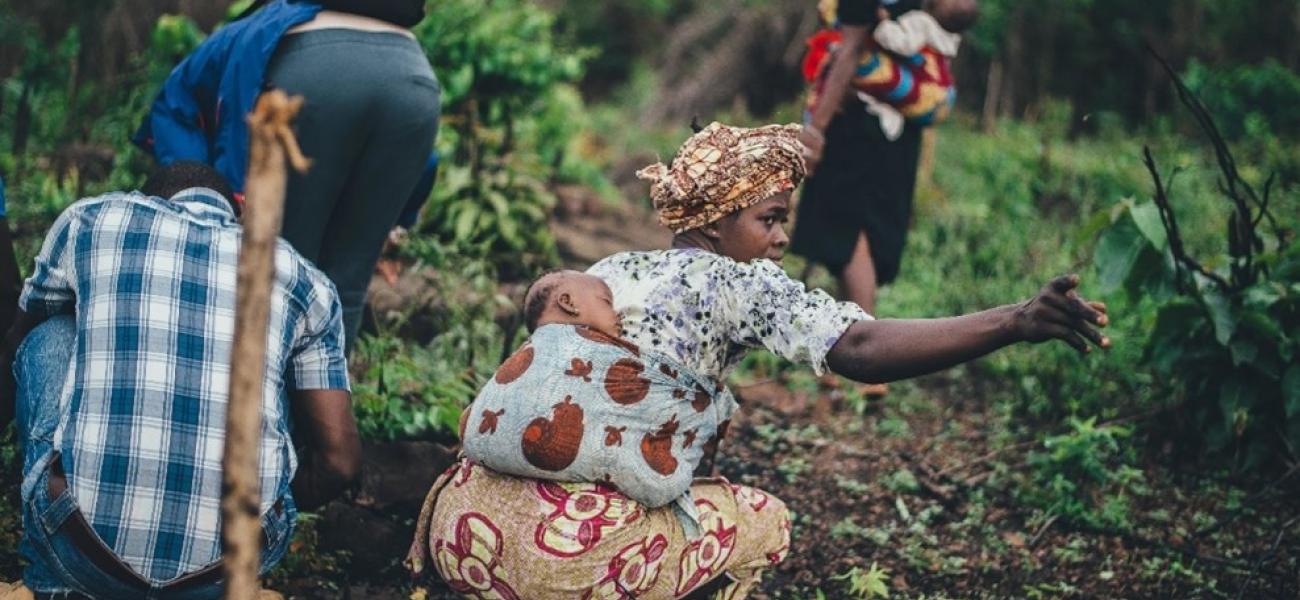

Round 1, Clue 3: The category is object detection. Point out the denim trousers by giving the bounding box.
[15,316,293,599]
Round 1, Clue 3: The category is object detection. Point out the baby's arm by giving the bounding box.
[873,10,939,56]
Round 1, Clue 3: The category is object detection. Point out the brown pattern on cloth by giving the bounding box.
[637,121,808,234]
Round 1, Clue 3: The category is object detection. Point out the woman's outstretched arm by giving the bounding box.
[826,275,1110,383]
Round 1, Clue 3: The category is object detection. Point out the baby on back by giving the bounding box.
[523,270,624,341]
[459,270,735,508]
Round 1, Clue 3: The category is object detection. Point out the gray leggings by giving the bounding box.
[266,28,440,348]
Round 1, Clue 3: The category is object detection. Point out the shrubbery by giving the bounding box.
[411,0,594,280]
[1094,64,1299,470]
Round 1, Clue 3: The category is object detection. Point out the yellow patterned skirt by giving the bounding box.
[407,460,791,599]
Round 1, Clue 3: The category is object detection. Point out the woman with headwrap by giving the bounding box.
[408,122,1109,599]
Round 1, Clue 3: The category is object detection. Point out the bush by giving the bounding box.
[411,0,596,279]
[1093,63,1299,469]
[1184,59,1300,183]
[1184,59,1300,140]
[352,249,517,441]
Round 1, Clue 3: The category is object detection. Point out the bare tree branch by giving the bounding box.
[1143,145,1231,291]
[1146,43,1268,289]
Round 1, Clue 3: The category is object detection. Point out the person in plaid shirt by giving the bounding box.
[0,162,360,599]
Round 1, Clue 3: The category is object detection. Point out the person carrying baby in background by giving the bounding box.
[453,269,735,523]
[805,0,979,140]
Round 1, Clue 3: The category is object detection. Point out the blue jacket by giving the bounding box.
[133,0,322,193]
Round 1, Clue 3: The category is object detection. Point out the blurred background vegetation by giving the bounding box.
[0,0,1297,595]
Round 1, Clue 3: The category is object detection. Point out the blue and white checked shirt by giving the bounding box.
[20,188,349,583]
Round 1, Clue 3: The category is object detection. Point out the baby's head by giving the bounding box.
[926,0,979,33]
[523,270,622,339]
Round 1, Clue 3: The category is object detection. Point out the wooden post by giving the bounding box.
[221,90,310,600]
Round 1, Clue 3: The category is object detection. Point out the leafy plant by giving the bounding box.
[352,250,518,441]
[1093,52,1299,469]
[832,562,892,600]
[411,0,596,279]
[350,334,477,441]
[1020,417,1139,529]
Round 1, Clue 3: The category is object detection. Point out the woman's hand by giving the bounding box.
[1010,274,1111,353]
[798,125,825,175]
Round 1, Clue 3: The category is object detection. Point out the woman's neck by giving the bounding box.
[671,231,719,254]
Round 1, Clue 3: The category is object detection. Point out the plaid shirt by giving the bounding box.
[20,188,349,582]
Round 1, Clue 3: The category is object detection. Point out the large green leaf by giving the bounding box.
[1200,287,1238,346]
[1228,338,1258,366]
[1145,298,1202,372]
[1218,378,1258,437]
[1129,201,1169,250]
[1094,214,1149,295]
[453,203,480,241]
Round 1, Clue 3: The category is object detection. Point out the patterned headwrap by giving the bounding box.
[637,121,807,234]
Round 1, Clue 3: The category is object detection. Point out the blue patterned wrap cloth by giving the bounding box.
[461,324,738,535]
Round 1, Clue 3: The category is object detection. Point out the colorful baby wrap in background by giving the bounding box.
[802,30,956,127]
[461,324,737,508]
[853,45,955,125]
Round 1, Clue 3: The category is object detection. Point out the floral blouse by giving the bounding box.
[587,248,871,381]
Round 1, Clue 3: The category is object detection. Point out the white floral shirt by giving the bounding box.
[587,248,871,380]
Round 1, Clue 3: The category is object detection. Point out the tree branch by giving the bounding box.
[1146,43,1266,289]
[1143,145,1230,291]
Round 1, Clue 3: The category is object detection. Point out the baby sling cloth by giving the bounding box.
[459,324,738,536]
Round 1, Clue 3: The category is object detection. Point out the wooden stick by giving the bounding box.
[222,89,309,600]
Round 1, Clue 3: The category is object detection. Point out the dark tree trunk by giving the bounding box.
[981,59,1002,133]
[1000,6,1026,119]
[13,79,32,156]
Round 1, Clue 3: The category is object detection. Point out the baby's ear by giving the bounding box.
[556,291,580,316]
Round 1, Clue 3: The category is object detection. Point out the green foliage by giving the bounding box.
[353,250,517,440]
[1092,70,1299,469]
[1100,200,1299,466]
[832,562,892,600]
[881,117,1159,422]
[1184,59,1300,140]
[1021,417,1141,529]
[150,14,205,61]
[1184,59,1300,182]
[883,468,920,494]
[350,334,476,441]
[412,0,597,279]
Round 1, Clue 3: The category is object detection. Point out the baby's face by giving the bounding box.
[564,275,623,339]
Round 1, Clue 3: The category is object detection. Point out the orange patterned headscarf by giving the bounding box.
[637,121,807,234]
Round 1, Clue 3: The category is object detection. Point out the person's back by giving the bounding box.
[6,163,355,596]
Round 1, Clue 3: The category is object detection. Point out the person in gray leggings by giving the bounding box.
[267,15,440,348]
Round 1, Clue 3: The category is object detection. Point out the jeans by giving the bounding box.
[15,316,294,599]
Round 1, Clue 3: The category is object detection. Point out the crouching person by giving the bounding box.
[0,162,360,599]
